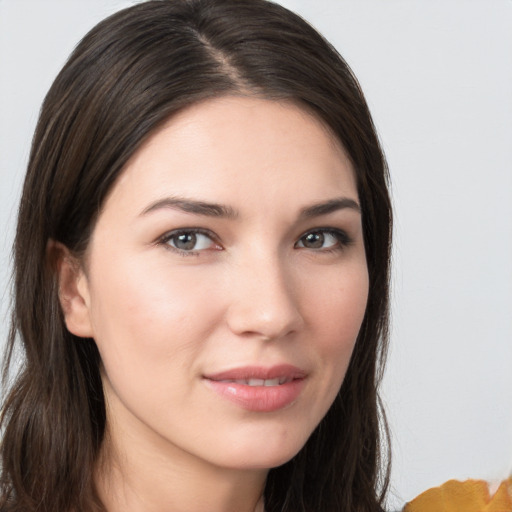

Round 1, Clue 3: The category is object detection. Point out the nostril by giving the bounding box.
[226,300,303,341]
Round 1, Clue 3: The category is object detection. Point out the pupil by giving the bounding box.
[304,232,324,248]
[175,233,196,250]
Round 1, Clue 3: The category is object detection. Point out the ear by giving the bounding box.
[48,240,94,338]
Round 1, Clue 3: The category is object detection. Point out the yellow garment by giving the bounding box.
[404,478,512,512]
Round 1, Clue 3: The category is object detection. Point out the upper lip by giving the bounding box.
[204,364,307,382]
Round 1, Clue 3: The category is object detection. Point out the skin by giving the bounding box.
[59,96,369,512]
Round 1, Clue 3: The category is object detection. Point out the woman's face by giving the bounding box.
[68,96,368,472]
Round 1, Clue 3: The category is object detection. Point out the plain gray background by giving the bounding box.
[1,1,511,508]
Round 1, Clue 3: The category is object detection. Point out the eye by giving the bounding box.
[295,229,351,250]
[160,229,220,254]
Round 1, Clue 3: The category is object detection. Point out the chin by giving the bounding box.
[206,426,310,471]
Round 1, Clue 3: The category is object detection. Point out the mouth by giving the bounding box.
[204,364,306,382]
[203,364,307,412]
[214,376,293,386]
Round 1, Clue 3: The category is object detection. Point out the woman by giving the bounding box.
[0,1,392,511]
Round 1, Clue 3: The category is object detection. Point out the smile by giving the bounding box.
[204,365,307,412]
[215,377,292,386]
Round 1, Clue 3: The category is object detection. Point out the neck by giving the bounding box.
[96,459,266,512]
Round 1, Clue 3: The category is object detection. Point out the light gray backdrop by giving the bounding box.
[1,0,511,508]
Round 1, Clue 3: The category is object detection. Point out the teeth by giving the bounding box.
[218,378,290,386]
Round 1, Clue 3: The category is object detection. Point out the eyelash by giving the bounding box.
[295,228,353,253]
[158,228,220,257]
[158,227,353,257]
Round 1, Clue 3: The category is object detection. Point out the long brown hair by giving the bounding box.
[1,1,392,511]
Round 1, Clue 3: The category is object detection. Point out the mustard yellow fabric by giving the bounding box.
[404,478,512,512]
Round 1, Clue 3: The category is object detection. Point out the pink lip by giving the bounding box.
[203,364,307,413]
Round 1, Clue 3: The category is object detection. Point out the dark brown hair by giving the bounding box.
[1,1,392,511]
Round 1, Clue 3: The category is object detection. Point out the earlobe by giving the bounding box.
[48,240,94,338]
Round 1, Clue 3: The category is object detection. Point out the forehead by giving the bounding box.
[104,95,357,216]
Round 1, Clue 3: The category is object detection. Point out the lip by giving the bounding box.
[203,364,307,412]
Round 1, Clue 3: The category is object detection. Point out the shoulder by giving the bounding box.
[403,478,512,512]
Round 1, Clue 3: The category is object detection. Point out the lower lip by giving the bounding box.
[205,378,305,412]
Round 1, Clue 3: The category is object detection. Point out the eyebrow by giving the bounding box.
[140,197,238,219]
[139,196,360,219]
[299,197,361,219]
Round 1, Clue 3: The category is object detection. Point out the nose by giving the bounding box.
[225,254,304,341]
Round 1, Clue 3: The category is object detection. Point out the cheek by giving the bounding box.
[86,254,222,383]
[306,264,369,391]
[312,262,368,334]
